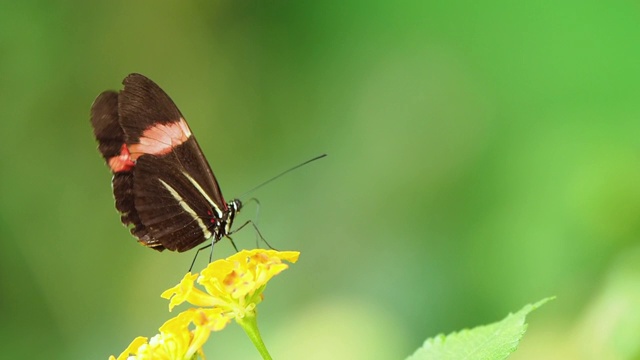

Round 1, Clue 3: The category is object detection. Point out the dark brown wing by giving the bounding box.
[117,74,227,251]
[132,150,219,251]
[119,74,226,207]
[90,91,161,250]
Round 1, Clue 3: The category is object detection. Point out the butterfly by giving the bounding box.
[90,73,243,252]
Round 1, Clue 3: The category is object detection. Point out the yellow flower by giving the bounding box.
[162,249,300,321]
[109,309,227,360]
[113,249,298,360]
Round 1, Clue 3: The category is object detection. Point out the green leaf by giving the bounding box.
[406,297,554,360]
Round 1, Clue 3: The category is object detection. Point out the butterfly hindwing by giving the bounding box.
[90,91,124,161]
[90,91,160,249]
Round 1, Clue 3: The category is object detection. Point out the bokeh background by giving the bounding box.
[1,1,639,359]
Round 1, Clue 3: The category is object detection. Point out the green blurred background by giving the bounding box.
[1,1,639,359]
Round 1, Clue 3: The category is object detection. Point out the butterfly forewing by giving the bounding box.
[133,153,219,251]
[119,74,227,209]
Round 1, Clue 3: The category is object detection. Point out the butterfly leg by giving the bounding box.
[189,243,212,272]
[242,197,262,247]
[230,220,278,250]
[225,235,240,252]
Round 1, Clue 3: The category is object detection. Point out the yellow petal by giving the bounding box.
[272,250,300,263]
[161,272,218,311]
[227,249,258,263]
[200,259,235,281]
[114,336,148,360]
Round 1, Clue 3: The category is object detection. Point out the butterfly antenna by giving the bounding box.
[238,154,327,199]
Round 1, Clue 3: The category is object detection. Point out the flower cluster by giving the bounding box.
[110,249,300,360]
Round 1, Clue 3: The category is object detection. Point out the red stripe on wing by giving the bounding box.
[108,144,136,172]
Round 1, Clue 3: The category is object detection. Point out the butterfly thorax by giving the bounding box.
[213,198,242,240]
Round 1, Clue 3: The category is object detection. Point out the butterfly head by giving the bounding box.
[229,199,242,213]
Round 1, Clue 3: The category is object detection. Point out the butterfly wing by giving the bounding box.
[91,74,228,252]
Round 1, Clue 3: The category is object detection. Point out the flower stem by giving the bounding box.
[237,312,272,360]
